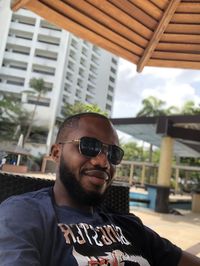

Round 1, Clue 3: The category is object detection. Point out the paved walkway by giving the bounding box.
[130,207,200,257]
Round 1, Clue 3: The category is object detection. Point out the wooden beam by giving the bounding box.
[157,43,200,53]
[166,24,200,34]
[161,33,200,44]
[147,59,200,70]
[137,0,181,72]
[17,0,139,63]
[168,126,200,142]
[11,0,31,11]
[152,51,200,62]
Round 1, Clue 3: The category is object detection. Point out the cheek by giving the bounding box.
[61,147,86,173]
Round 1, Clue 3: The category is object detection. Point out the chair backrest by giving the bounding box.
[0,172,130,213]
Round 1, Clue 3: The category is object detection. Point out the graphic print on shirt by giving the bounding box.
[58,223,150,266]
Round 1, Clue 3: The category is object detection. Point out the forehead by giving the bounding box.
[67,116,119,144]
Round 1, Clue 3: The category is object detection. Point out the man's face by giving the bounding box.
[57,116,119,207]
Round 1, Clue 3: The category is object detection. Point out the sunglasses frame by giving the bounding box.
[59,136,124,165]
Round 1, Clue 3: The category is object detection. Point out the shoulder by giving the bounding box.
[0,187,53,219]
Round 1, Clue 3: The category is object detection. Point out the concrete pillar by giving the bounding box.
[192,193,200,213]
[129,163,134,186]
[175,167,179,193]
[157,136,174,187]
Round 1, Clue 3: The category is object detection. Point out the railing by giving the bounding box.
[116,160,200,193]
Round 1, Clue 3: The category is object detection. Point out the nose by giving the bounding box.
[90,149,109,168]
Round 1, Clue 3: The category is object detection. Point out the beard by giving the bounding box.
[59,154,109,207]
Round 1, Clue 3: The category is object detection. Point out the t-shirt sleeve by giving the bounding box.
[144,225,182,266]
[0,197,43,266]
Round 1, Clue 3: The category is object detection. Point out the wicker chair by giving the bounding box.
[0,172,129,213]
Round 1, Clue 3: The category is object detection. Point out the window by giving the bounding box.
[85,94,94,104]
[66,72,73,82]
[111,57,117,65]
[32,65,55,76]
[80,57,86,67]
[106,104,112,111]
[68,60,75,71]
[69,49,77,61]
[77,78,83,88]
[7,78,24,86]
[3,59,27,71]
[37,34,60,46]
[11,14,36,26]
[40,20,61,31]
[109,76,115,83]
[6,44,30,55]
[107,95,113,101]
[64,83,72,93]
[108,85,114,92]
[88,74,96,85]
[81,47,88,57]
[62,95,69,103]
[71,38,78,49]
[87,84,95,95]
[27,99,50,106]
[91,54,99,65]
[90,65,97,75]
[78,68,85,78]
[83,40,90,47]
[110,67,116,74]
[9,29,33,40]
[75,89,82,99]
[35,49,57,61]
[43,82,53,92]
[92,45,101,56]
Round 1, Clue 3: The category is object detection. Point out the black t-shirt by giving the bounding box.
[0,187,182,265]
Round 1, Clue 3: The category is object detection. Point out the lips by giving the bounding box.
[83,169,110,181]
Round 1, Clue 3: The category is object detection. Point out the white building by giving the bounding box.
[0,1,118,155]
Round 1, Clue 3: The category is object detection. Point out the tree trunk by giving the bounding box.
[23,94,41,146]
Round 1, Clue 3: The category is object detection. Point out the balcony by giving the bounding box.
[4,51,29,63]
[38,27,61,38]
[33,57,56,68]
[35,42,59,53]
[7,37,31,50]
[10,22,35,34]
[30,73,55,83]
[0,83,24,93]
[0,66,26,78]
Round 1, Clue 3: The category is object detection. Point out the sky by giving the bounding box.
[112,58,200,118]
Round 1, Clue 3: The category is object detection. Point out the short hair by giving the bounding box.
[56,112,109,143]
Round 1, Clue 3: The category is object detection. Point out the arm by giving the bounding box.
[178,251,200,266]
[0,197,42,266]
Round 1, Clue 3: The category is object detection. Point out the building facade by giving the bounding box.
[0,1,118,154]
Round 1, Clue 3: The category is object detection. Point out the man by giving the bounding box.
[0,112,199,265]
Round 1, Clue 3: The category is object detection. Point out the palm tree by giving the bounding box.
[0,94,30,141]
[136,96,168,163]
[136,96,166,117]
[180,100,200,115]
[60,102,107,120]
[23,78,49,146]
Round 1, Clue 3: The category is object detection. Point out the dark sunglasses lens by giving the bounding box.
[108,145,124,165]
[80,137,101,157]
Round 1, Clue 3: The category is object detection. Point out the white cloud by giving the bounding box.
[112,58,200,118]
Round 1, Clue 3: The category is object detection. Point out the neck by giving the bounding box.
[53,179,94,213]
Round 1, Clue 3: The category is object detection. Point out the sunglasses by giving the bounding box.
[59,136,124,165]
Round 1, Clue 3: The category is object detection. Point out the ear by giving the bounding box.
[50,144,61,163]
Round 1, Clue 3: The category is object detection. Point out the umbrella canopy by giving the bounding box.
[11,0,200,72]
[111,114,200,158]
